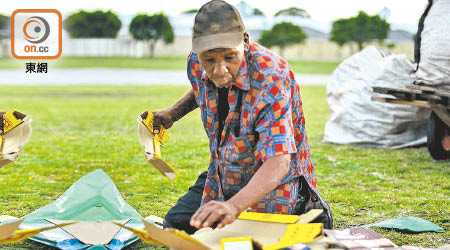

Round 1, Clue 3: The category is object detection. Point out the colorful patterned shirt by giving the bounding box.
[187,42,317,214]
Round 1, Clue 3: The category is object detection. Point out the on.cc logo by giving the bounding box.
[23,16,50,44]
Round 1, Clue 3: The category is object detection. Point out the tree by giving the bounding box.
[0,14,10,58]
[253,8,265,16]
[129,13,174,58]
[63,10,121,38]
[330,11,390,51]
[259,22,307,57]
[182,9,198,14]
[274,7,310,18]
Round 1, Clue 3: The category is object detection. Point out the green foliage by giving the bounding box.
[253,8,265,16]
[330,11,390,50]
[274,7,310,18]
[63,10,121,38]
[0,14,10,39]
[259,22,307,57]
[129,13,174,58]
[182,9,198,14]
[386,43,396,49]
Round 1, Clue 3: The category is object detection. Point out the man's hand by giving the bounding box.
[190,154,290,230]
[141,89,198,134]
[141,109,175,134]
[190,200,240,229]
[0,111,25,135]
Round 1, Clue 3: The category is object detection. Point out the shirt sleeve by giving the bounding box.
[187,51,202,106]
[254,74,297,163]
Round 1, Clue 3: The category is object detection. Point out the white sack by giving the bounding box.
[415,0,450,88]
[323,46,430,149]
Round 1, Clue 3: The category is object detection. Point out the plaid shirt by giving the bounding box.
[187,42,317,214]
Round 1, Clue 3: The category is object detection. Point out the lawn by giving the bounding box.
[0,85,448,249]
[0,56,340,75]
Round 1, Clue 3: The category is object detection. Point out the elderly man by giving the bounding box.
[152,0,332,233]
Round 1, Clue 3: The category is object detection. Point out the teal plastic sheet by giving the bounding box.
[20,169,144,250]
[370,216,445,233]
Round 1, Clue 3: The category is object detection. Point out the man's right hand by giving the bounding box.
[141,109,175,134]
[0,111,26,135]
[141,89,198,134]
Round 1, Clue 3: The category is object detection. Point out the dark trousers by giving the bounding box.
[163,171,333,234]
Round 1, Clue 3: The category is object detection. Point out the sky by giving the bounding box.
[2,0,427,25]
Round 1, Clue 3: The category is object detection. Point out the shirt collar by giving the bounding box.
[234,53,251,91]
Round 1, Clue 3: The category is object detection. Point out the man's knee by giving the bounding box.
[163,171,208,234]
[163,211,198,234]
[294,177,333,229]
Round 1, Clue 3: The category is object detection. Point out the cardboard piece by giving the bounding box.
[238,212,300,224]
[0,218,24,240]
[142,219,210,250]
[46,219,130,245]
[137,110,178,181]
[193,221,323,250]
[113,221,163,245]
[119,210,325,250]
[237,209,324,224]
[0,110,32,168]
[146,215,164,227]
[0,220,75,244]
[296,209,324,224]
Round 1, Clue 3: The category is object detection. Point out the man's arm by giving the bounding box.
[190,154,290,229]
[0,111,4,134]
[150,89,198,133]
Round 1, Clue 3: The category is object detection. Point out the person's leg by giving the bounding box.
[293,176,333,229]
[163,171,207,234]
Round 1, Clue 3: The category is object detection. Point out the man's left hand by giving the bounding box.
[190,201,240,229]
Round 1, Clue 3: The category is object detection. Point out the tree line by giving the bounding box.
[0,9,391,58]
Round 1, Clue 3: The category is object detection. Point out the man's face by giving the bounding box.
[198,44,245,88]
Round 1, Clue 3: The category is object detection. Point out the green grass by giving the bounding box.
[0,56,340,75]
[0,85,448,249]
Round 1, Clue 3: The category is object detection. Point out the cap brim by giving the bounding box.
[192,32,243,54]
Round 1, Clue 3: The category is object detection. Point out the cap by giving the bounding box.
[192,0,245,54]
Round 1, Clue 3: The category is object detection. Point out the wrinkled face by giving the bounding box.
[198,43,245,88]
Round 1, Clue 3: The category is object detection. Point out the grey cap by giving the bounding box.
[192,0,245,54]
